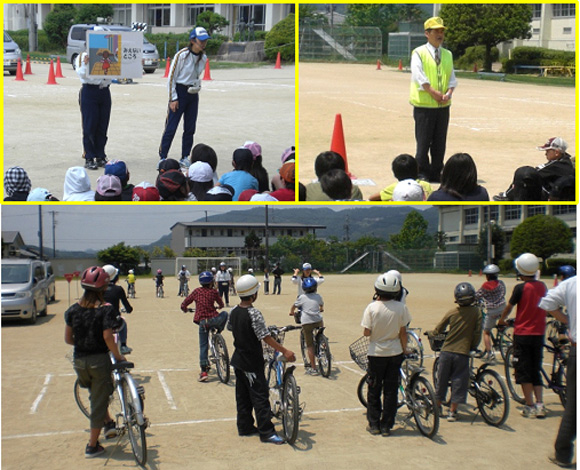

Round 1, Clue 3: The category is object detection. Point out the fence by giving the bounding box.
[299,26,382,62]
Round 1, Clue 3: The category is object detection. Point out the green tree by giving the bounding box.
[97,242,141,274]
[510,215,574,267]
[135,247,151,272]
[346,4,404,54]
[151,246,177,258]
[440,4,532,71]
[477,224,506,265]
[387,210,433,250]
[196,11,229,36]
[435,231,448,251]
[245,231,262,266]
[75,4,114,24]
[299,5,328,26]
[264,13,295,61]
[43,4,77,50]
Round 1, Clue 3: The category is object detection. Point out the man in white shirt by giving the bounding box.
[409,17,457,183]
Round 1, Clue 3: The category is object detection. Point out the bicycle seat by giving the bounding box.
[112,361,135,370]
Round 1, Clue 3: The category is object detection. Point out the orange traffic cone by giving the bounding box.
[15,58,25,81]
[376,60,381,70]
[55,57,65,78]
[398,59,403,71]
[275,52,281,69]
[473,63,478,73]
[468,269,472,277]
[46,59,58,85]
[202,59,212,81]
[24,54,33,74]
[330,114,350,175]
[162,57,170,78]
[553,274,559,287]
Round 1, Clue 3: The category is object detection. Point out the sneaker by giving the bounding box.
[95,158,108,168]
[179,157,191,169]
[366,425,381,435]
[120,345,132,355]
[85,442,105,458]
[493,193,509,201]
[103,421,118,439]
[380,426,391,437]
[521,405,537,418]
[535,404,547,418]
[198,371,209,382]
[447,411,458,422]
[484,351,496,363]
[305,368,319,376]
[261,433,285,445]
[548,455,575,468]
[84,159,98,170]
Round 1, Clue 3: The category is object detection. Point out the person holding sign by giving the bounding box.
[76,26,113,171]
[159,27,210,169]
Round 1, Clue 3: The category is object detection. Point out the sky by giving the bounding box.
[1,204,431,252]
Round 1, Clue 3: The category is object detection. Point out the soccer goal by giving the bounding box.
[175,257,242,278]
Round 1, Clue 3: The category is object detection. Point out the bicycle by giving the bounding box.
[299,325,332,377]
[349,336,439,439]
[72,353,148,466]
[156,283,164,298]
[179,280,189,297]
[504,335,567,407]
[480,313,514,362]
[427,332,510,427]
[126,281,136,299]
[187,309,230,384]
[264,325,303,445]
[406,327,424,368]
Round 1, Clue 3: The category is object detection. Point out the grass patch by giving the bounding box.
[455,70,574,87]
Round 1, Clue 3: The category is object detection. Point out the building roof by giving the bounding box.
[171,222,326,230]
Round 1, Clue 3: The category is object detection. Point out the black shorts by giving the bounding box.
[513,335,544,386]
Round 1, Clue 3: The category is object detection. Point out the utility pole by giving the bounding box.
[264,205,270,269]
[38,206,44,260]
[49,211,57,258]
[27,4,38,52]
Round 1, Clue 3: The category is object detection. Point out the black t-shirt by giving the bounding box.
[65,303,121,358]
[229,305,266,373]
[104,284,133,315]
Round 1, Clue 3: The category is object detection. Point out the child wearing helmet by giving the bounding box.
[64,266,126,458]
[475,264,506,362]
[290,277,324,375]
[216,262,231,306]
[177,265,191,297]
[428,282,482,422]
[153,269,164,295]
[227,274,295,445]
[361,273,411,436]
[126,269,136,296]
[292,262,324,296]
[499,253,548,418]
[181,271,228,382]
[558,265,576,281]
[102,265,134,355]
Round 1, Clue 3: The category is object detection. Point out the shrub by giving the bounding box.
[456,45,499,71]
[502,46,574,73]
[145,32,225,59]
[264,13,294,62]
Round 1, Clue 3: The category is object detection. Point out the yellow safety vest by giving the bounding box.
[409,45,453,108]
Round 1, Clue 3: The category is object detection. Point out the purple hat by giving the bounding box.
[96,174,122,197]
[280,146,295,163]
[243,141,262,159]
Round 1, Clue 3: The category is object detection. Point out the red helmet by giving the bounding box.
[81,266,110,291]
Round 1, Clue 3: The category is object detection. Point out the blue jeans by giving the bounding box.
[198,311,228,369]
[159,84,200,159]
[79,84,111,160]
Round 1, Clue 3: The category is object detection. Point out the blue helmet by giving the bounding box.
[558,265,576,280]
[302,277,317,293]
[199,271,214,285]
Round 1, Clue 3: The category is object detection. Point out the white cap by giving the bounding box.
[392,179,425,201]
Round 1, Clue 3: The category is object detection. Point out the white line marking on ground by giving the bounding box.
[157,371,178,410]
[30,374,52,414]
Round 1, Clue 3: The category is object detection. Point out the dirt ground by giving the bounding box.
[2,273,571,470]
[3,63,295,200]
[298,63,576,200]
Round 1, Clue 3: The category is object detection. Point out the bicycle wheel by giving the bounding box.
[267,364,281,418]
[74,378,91,419]
[409,376,439,439]
[554,357,567,407]
[316,334,332,378]
[475,369,510,426]
[504,346,526,405]
[281,373,300,445]
[406,331,424,368]
[357,374,368,408]
[498,325,514,361]
[213,333,230,384]
[299,330,310,368]
[122,378,147,466]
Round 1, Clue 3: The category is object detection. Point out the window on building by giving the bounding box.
[228,229,233,237]
[188,5,214,26]
[448,236,458,243]
[504,206,521,220]
[464,235,478,245]
[113,5,132,26]
[464,208,479,225]
[553,4,575,17]
[148,4,170,27]
[552,205,576,215]
[236,4,266,31]
[532,28,540,36]
[563,27,572,34]
[527,205,546,217]
[201,229,207,237]
[532,4,542,19]
[483,206,499,223]
[287,229,292,236]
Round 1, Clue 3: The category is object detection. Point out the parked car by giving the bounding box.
[66,24,159,73]
[42,261,56,303]
[3,31,22,75]
[1,259,48,324]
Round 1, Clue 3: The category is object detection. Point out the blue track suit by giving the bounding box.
[79,85,111,161]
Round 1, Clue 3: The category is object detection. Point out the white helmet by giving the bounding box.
[248,268,254,273]
[128,269,134,274]
[374,272,400,293]
[302,263,312,270]
[102,264,119,281]
[385,270,402,283]
[482,264,500,275]
[515,253,539,277]
[236,274,260,297]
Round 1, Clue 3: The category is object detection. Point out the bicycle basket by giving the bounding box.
[426,333,447,352]
[349,336,369,372]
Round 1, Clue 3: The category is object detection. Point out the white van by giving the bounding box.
[3,32,22,75]
[1,259,49,324]
[66,24,159,73]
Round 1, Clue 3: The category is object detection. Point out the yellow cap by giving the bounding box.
[424,17,446,30]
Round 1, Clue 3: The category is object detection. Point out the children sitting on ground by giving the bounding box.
[269,162,295,201]
[368,154,432,201]
[4,166,32,201]
[320,169,354,201]
[156,169,196,201]
[95,174,123,201]
[271,146,295,191]
[187,161,215,200]
[391,179,425,201]
[244,141,270,192]
[132,181,160,201]
[427,153,489,201]
[104,160,134,201]
[218,148,259,201]
[27,187,59,201]
[305,151,364,201]
[63,166,95,201]
[290,278,324,375]
[189,143,219,184]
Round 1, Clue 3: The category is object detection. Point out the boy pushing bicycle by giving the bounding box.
[181,271,228,382]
